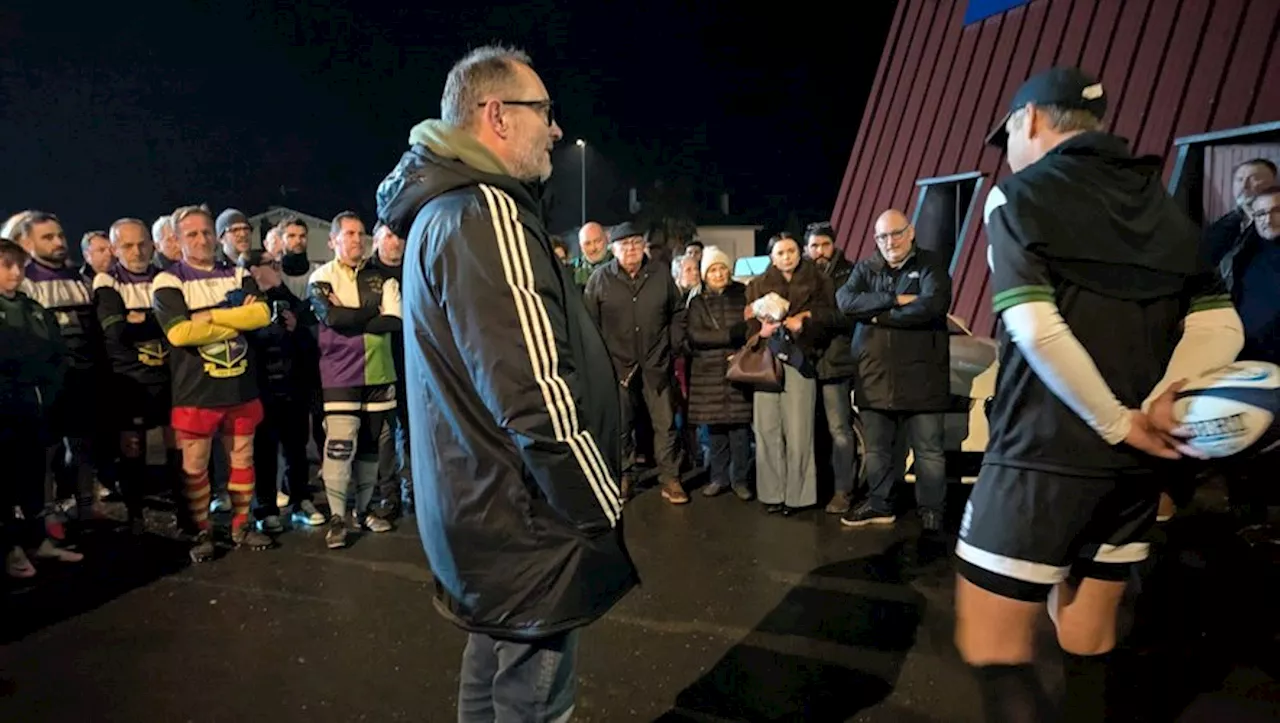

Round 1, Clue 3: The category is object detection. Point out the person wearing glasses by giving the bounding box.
[1215,185,1280,532]
[836,210,951,532]
[375,44,636,722]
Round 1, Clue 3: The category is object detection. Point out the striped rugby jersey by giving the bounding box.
[308,258,401,393]
[153,261,262,408]
[93,264,170,388]
[20,260,97,372]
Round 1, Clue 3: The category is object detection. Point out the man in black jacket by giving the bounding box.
[584,221,688,505]
[375,44,636,722]
[239,250,322,534]
[837,210,951,532]
[956,67,1245,723]
[805,222,861,514]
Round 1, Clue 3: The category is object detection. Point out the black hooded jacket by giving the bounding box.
[982,132,1229,474]
[375,125,637,638]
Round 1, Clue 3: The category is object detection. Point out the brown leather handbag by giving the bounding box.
[726,333,784,392]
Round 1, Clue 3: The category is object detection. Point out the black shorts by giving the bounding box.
[955,463,1161,602]
[116,381,173,431]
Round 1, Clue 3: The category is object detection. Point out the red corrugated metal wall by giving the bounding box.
[831,0,1280,337]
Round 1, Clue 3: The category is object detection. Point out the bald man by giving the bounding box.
[836,208,951,532]
[571,221,611,288]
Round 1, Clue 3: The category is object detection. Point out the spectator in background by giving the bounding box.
[369,221,411,519]
[572,221,611,288]
[836,210,951,532]
[682,245,754,500]
[745,232,836,515]
[551,235,570,265]
[307,212,400,549]
[586,221,688,504]
[805,222,861,515]
[1204,158,1276,266]
[1,237,82,577]
[79,230,112,281]
[152,205,275,562]
[240,250,325,532]
[152,215,181,271]
[214,208,253,266]
[674,252,701,299]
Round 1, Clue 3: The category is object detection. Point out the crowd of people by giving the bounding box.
[2,41,1276,723]
[0,205,411,574]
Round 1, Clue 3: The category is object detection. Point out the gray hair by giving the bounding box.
[440,45,533,129]
[151,214,173,241]
[1,210,35,244]
[109,218,150,244]
[81,230,109,255]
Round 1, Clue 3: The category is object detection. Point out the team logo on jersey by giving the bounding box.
[137,340,169,367]
[367,275,384,295]
[198,336,249,379]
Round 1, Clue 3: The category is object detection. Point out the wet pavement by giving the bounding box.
[2,480,1277,722]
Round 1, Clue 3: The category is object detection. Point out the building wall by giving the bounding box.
[695,226,760,266]
[831,0,1280,336]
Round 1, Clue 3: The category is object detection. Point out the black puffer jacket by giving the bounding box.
[837,248,951,412]
[682,282,752,425]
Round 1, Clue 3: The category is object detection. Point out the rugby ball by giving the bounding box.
[1173,361,1280,459]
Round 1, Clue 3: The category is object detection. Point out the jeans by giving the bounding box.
[862,409,947,515]
[753,365,818,508]
[458,629,579,723]
[820,380,857,495]
[377,385,412,509]
[705,424,751,489]
[253,392,312,517]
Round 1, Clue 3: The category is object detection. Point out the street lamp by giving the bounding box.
[575,139,586,225]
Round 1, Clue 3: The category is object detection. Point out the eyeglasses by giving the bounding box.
[874,226,910,243]
[1253,206,1280,221]
[479,99,555,126]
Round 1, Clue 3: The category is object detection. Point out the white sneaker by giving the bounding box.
[293,500,326,527]
[276,491,289,509]
[34,539,84,563]
[6,546,35,578]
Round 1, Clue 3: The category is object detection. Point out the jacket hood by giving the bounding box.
[376,119,537,239]
[1003,131,1201,298]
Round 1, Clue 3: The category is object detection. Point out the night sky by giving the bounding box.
[0,1,894,247]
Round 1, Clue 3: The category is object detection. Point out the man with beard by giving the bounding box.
[805,222,861,515]
[369,221,410,520]
[18,211,104,529]
[93,218,180,533]
[375,44,635,720]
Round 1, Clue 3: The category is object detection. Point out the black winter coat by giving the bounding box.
[837,249,951,412]
[682,282,753,425]
[815,255,858,381]
[376,136,636,638]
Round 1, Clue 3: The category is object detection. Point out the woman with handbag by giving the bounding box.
[683,246,754,500]
[742,233,836,515]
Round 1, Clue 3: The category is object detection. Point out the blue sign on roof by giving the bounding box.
[965,0,1034,25]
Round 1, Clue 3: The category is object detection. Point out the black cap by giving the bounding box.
[608,221,645,243]
[986,66,1107,148]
